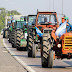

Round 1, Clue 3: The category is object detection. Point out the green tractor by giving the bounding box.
[26,15,37,57]
[8,19,16,43]
[11,18,27,50]
[3,21,11,38]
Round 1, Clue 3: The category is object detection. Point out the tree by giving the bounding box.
[0,8,21,32]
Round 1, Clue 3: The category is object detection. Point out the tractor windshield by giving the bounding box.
[16,21,24,29]
[28,16,36,25]
[38,14,57,25]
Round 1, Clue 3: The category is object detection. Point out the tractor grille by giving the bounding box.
[43,29,53,33]
[63,36,72,50]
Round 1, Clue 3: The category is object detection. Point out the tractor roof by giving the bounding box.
[28,15,37,16]
[37,11,56,14]
[16,20,24,22]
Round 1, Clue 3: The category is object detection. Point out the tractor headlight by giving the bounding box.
[57,44,61,48]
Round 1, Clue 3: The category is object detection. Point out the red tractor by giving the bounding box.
[27,11,59,60]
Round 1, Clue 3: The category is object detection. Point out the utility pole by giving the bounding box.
[49,0,50,11]
[62,0,63,15]
[53,0,54,11]
[5,10,8,28]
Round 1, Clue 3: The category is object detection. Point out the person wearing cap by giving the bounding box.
[60,17,72,32]
[65,17,72,32]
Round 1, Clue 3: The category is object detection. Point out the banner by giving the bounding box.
[35,27,43,37]
[55,21,67,37]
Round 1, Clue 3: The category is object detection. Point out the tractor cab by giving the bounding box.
[35,12,59,34]
[27,15,37,26]
[27,12,59,68]
[14,20,24,30]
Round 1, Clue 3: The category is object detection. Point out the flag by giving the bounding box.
[12,20,15,22]
[55,21,67,37]
[35,27,43,37]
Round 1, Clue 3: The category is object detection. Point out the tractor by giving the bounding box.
[27,15,37,50]
[27,11,59,58]
[40,14,72,68]
[3,20,11,38]
[8,19,16,43]
[11,20,24,48]
[45,17,72,68]
[11,18,27,51]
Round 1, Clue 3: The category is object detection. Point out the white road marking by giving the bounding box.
[2,51,8,53]
[3,39,36,72]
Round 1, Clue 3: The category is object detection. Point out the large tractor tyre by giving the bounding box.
[9,33,10,43]
[12,30,16,48]
[13,30,17,48]
[48,50,53,68]
[41,34,53,68]
[16,30,26,51]
[3,30,5,38]
[11,30,15,44]
[28,34,33,57]
[32,42,36,58]
[9,32,12,43]
[26,36,29,50]
[10,31,13,44]
[32,30,36,58]
[5,30,8,38]
[28,29,36,58]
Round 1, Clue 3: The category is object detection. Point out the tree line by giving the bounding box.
[0,8,21,32]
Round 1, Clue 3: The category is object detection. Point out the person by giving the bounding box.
[60,17,72,32]
[60,17,65,26]
[64,17,72,32]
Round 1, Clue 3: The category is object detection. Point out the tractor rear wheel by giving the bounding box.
[28,29,36,58]
[41,33,53,68]
[26,36,28,50]
[9,31,11,43]
[5,30,8,38]
[32,42,36,58]
[9,31,12,43]
[28,34,33,57]
[12,30,15,47]
[3,30,5,38]
[10,31,14,44]
[16,30,26,51]
[12,30,17,48]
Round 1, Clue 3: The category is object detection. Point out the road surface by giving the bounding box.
[0,35,26,72]
[2,35,72,72]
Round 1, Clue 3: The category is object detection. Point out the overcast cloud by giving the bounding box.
[0,0,72,23]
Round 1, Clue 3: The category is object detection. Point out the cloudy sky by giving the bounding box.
[0,0,72,23]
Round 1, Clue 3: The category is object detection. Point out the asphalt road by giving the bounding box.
[0,35,27,72]
[3,35,72,72]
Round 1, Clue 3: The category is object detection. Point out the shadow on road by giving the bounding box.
[28,64,72,69]
[63,61,72,66]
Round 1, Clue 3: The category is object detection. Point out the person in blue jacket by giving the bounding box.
[60,17,72,32]
[65,17,72,32]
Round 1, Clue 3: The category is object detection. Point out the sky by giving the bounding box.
[0,0,72,23]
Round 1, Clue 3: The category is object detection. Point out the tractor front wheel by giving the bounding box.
[41,33,53,68]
